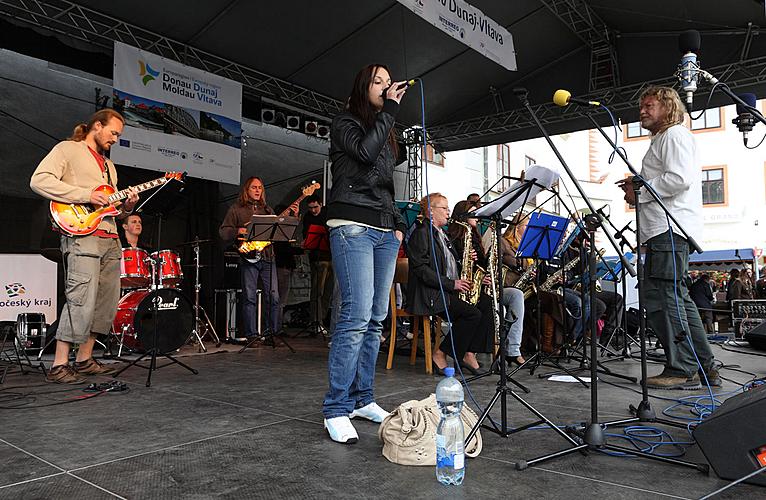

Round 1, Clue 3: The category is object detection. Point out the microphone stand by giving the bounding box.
[581,110,707,436]
[513,90,706,473]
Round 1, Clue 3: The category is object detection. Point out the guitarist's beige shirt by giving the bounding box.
[30,140,120,235]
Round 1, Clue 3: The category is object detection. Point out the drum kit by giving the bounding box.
[112,239,219,356]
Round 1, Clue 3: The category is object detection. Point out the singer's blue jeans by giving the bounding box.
[644,230,714,377]
[322,225,399,419]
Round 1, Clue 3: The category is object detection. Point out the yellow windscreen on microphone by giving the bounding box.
[552,89,571,107]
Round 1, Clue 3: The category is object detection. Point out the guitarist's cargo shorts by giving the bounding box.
[57,235,121,344]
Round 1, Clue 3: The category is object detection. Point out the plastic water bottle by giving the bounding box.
[435,366,465,485]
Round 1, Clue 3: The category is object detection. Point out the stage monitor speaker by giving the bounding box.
[744,320,766,350]
[693,384,766,486]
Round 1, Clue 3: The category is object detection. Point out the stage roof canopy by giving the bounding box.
[1,0,765,151]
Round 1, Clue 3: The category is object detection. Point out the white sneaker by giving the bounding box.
[349,402,389,423]
[324,416,358,444]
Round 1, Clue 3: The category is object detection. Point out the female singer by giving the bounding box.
[321,64,408,444]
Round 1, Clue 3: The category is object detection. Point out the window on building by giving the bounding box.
[524,155,535,169]
[551,180,561,214]
[691,108,722,131]
[496,144,511,191]
[626,122,651,139]
[702,167,725,205]
[425,144,444,166]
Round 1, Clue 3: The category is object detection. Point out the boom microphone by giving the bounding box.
[732,93,757,146]
[382,79,417,98]
[552,89,600,107]
[678,30,701,110]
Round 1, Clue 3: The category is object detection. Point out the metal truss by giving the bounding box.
[540,0,620,91]
[403,128,424,201]
[428,54,766,151]
[0,0,344,118]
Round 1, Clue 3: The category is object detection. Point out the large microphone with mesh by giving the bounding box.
[678,30,701,110]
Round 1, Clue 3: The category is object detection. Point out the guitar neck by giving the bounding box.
[278,193,309,217]
[107,177,168,204]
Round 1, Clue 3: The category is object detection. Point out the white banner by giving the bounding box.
[111,42,242,185]
[0,254,57,322]
[398,0,516,71]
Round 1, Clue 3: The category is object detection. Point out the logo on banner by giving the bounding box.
[138,60,160,86]
[157,147,180,158]
[119,139,131,147]
[5,283,25,298]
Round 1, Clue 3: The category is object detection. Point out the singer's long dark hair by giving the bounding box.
[346,63,398,158]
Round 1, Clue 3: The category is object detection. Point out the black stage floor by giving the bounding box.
[0,334,764,499]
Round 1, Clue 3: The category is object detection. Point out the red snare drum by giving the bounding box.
[112,288,193,353]
[152,249,183,288]
[120,248,150,288]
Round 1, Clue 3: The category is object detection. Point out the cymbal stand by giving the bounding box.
[189,238,220,352]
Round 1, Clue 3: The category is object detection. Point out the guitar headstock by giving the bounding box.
[165,171,185,182]
[302,181,321,196]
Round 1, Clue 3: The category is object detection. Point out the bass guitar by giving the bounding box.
[238,181,321,260]
[50,172,184,236]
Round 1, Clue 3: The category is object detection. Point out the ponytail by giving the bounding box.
[67,109,124,142]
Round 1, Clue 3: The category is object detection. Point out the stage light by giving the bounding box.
[286,115,300,130]
[317,124,330,139]
[261,109,276,124]
[304,121,318,135]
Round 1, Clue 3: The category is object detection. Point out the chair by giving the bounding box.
[386,258,435,374]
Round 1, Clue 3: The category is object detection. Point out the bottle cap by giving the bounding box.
[444,366,455,377]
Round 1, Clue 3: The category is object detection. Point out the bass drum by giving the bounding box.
[113,289,193,353]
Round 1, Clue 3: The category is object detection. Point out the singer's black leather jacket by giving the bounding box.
[326,99,407,233]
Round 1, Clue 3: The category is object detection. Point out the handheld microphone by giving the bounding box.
[677,30,701,110]
[552,89,600,107]
[732,93,757,146]
[382,79,417,98]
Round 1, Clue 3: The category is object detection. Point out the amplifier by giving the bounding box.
[693,384,766,486]
[223,251,240,289]
[731,299,766,320]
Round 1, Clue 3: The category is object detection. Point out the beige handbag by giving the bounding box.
[378,393,482,466]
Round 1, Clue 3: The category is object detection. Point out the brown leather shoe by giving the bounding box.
[46,364,86,384]
[73,358,117,375]
[646,372,702,390]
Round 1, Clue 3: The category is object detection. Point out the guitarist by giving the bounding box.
[29,109,139,384]
[219,176,294,339]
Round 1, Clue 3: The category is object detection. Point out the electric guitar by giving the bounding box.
[238,181,321,259]
[50,172,184,236]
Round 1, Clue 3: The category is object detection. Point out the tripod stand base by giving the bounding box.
[238,330,296,353]
[112,348,198,387]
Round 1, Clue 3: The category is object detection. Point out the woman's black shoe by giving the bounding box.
[458,361,480,375]
[432,360,446,376]
[506,355,526,366]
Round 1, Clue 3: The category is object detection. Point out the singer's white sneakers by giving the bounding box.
[324,416,358,444]
[349,402,390,423]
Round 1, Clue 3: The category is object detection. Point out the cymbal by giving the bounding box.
[176,238,214,247]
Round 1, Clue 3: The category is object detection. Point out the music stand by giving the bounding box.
[238,215,298,353]
[464,176,583,456]
[396,200,421,230]
[298,223,330,339]
[112,175,198,387]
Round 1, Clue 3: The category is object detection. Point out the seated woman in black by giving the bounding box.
[405,192,488,374]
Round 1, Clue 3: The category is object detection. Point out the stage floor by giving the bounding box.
[0,333,763,499]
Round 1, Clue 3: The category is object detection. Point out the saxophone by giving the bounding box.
[511,264,538,300]
[540,256,581,293]
[454,220,484,305]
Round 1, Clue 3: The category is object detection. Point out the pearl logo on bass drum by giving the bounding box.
[152,295,180,311]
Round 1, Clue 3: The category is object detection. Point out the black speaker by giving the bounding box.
[693,384,766,486]
[745,321,766,350]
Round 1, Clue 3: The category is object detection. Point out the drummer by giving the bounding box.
[121,213,144,249]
